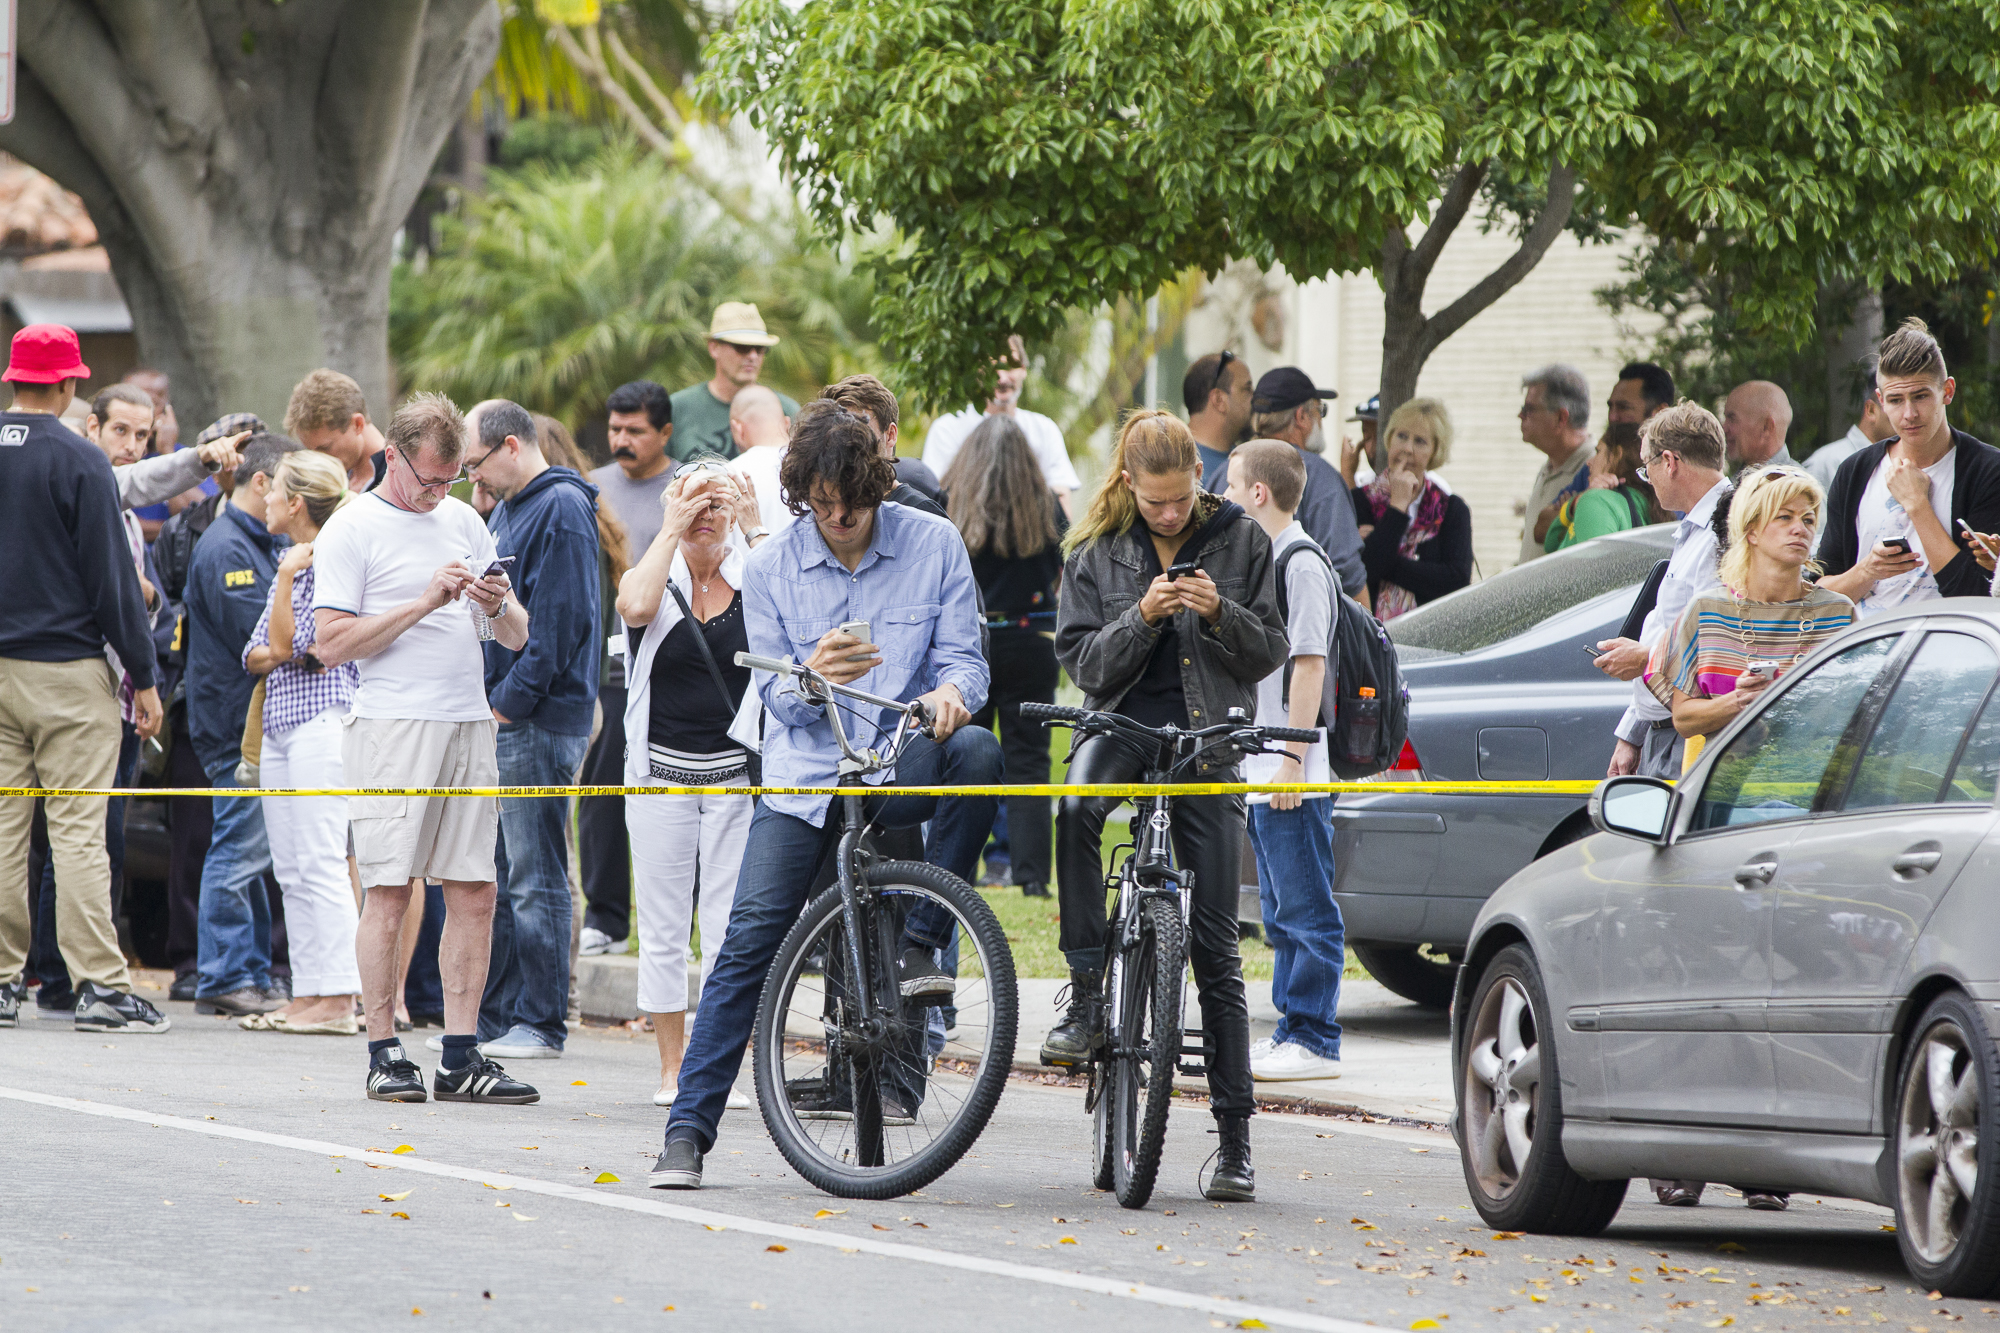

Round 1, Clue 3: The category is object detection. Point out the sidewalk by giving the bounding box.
[1015,976,1452,1125]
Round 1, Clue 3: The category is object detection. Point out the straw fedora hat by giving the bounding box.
[707,301,780,348]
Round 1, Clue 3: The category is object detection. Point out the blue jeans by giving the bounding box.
[195,758,275,997]
[664,725,1002,1153]
[478,722,589,1045]
[1247,800,1344,1060]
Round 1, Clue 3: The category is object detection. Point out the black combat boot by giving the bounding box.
[1038,970,1103,1067]
[1205,1115,1255,1201]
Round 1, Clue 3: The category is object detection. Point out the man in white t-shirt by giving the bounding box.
[1223,440,1344,1084]
[726,384,791,541]
[313,393,540,1108]
[919,335,1080,512]
[1818,318,2000,614]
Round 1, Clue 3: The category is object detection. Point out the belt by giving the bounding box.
[1649,718,1678,731]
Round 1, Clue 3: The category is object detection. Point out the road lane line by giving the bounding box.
[3,1085,1378,1333]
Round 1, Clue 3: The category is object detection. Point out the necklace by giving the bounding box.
[1728,582,1820,675]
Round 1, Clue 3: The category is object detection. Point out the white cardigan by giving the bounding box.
[620,544,762,785]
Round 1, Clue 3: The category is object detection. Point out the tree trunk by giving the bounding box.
[0,1,499,430]
[1377,161,1578,430]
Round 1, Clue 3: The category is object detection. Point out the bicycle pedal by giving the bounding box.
[1178,1062,1209,1078]
[1041,1052,1084,1070]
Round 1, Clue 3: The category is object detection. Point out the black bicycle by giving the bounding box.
[1021,701,1319,1209]
[734,651,1019,1199]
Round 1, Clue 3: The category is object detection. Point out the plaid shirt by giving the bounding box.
[242,564,358,733]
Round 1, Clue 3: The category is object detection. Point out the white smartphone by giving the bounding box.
[1959,517,1999,557]
[838,619,874,663]
[1741,661,1772,679]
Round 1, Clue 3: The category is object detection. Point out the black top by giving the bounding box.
[646,590,751,752]
[1117,534,1188,729]
[895,457,943,506]
[971,494,1067,626]
[0,411,155,684]
[1348,486,1476,607]
[1819,428,2000,598]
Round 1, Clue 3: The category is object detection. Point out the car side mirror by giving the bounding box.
[1590,775,1673,844]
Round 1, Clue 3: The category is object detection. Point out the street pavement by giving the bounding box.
[1,973,1974,1333]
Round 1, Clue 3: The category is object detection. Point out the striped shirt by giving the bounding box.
[1647,584,1855,716]
[243,564,359,734]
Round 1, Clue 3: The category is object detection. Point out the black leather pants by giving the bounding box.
[1055,729,1254,1119]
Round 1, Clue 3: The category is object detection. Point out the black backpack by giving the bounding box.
[1275,541,1410,780]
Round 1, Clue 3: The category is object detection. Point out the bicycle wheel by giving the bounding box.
[752,860,1018,1199]
[1104,895,1184,1209]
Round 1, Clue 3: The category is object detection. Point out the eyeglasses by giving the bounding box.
[462,445,499,475]
[1635,448,1676,485]
[394,448,463,491]
[718,341,767,356]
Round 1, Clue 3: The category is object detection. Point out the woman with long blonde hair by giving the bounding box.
[1047,408,1288,1201]
[941,414,1065,898]
[1650,465,1855,745]
[240,447,364,1034]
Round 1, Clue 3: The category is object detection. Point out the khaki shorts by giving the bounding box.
[342,716,498,887]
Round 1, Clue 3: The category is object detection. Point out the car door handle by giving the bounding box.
[1733,859,1778,887]
[1892,849,1943,875]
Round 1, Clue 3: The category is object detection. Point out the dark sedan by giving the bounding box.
[1321,524,1675,1006]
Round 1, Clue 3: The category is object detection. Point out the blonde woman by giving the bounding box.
[241,449,363,1034]
[1348,398,1472,619]
[1652,466,1856,745]
[1046,408,1288,1201]
[617,460,766,1107]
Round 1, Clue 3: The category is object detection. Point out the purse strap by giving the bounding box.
[664,581,740,714]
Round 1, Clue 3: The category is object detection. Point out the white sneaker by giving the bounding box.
[1251,1041,1342,1082]
[481,1026,563,1059]
[579,927,622,957]
[1250,1036,1279,1058]
[654,1085,675,1108]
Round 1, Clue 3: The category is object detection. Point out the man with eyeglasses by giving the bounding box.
[457,399,602,1063]
[313,393,540,1107]
[1589,400,1730,782]
[668,303,801,464]
[1519,364,1595,563]
[1185,350,1254,492]
[919,335,1081,514]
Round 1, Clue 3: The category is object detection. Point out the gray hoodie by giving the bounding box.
[1055,495,1288,774]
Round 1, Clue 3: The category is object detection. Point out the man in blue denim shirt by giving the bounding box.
[650,403,1001,1189]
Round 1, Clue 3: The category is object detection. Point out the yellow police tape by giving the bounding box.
[1,781,1603,799]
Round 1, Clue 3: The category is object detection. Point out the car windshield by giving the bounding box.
[1385,526,1673,655]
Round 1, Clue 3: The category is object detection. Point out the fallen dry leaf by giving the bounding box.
[814,1209,846,1219]
[512,1213,537,1222]
[391,1212,410,1220]
[1059,1236,1078,1245]
[380,1191,411,1202]
[593,1173,621,1184]
[360,1208,381,1214]
[392,1145,414,1155]
[766,1244,788,1253]
[571,1080,587,1086]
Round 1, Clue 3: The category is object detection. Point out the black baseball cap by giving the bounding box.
[1349,394,1380,422]
[1251,367,1337,414]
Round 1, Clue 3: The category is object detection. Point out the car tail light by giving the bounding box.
[1361,738,1425,784]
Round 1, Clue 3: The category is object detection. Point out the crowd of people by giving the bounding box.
[3,294,1992,1205]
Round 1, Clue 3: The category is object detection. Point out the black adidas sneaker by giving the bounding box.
[366,1044,429,1103]
[0,978,24,1027]
[74,980,171,1033]
[434,1055,539,1104]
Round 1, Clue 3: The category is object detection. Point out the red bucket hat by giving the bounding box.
[3,323,90,384]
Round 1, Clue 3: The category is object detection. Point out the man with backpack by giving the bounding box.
[1224,440,1345,1081]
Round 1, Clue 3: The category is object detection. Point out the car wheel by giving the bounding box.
[1893,993,2000,1297]
[1354,942,1457,1009]
[1458,943,1625,1234]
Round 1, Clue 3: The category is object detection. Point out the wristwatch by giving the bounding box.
[488,596,510,618]
[744,526,769,544]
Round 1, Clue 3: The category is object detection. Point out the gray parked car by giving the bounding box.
[1320,523,1674,1007]
[1453,598,2000,1294]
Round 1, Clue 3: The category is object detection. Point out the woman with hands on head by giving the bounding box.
[1349,398,1473,620]
[615,457,766,1109]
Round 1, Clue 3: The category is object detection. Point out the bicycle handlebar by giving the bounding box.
[1019,699,1320,749]
[731,651,934,771]
[1262,725,1323,743]
[1018,701,1086,724]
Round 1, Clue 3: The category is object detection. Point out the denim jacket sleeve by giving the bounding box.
[1054,539,1161,699]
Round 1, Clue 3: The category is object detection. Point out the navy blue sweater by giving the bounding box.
[484,467,603,736]
[0,412,155,686]
[185,502,287,772]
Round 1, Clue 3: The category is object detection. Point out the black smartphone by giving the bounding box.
[1881,537,1912,556]
[1581,643,1603,658]
[1165,560,1202,581]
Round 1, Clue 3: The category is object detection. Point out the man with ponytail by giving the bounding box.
[1044,408,1289,1202]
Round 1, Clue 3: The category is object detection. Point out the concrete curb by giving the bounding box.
[1004,1058,1448,1128]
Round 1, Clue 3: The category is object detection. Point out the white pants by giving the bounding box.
[261,708,361,996]
[626,785,752,1014]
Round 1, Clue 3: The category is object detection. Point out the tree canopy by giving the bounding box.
[703,0,2000,416]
